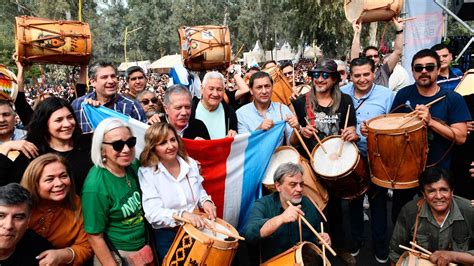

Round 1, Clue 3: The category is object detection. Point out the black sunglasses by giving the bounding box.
[103,137,137,152]
[141,97,158,105]
[413,64,437,73]
[312,72,331,80]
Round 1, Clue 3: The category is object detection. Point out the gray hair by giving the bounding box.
[89,61,117,80]
[202,71,225,88]
[334,60,348,73]
[0,183,32,214]
[136,90,156,102]
[163,84,192,106]
[90,118,133,168]
[273,162,304,184]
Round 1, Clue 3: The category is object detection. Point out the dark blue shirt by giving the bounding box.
[437,67,463,91]
[391,84,471,168]
[243,193,322,262]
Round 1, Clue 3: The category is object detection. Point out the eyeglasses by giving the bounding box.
[366,54,379,59]
[413,64,437,73]
[141,97,158,105]
[311,72,331,80]
[103,137,137,152]
[283,71,293,77]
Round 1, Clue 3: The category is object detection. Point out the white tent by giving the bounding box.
[118,60,151,73]
[149,54,182,73]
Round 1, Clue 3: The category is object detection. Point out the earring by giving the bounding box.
[102,156,107,163]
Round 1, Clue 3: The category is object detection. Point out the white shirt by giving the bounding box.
[195,101,226,139]
[138,156,209,229]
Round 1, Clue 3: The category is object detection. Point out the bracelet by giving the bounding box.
[396,29,403,34]
[66,247,75,264]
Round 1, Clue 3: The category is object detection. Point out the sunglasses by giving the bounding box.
[103,137,137,152]
[413,64,437,73]
[311,72,331,80]
[366,54,379,59]
[141,97,158,105]
[283,71,294,77]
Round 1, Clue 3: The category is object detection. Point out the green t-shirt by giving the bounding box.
[81,160,145,251]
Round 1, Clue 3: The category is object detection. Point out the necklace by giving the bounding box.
[125,175,131,188]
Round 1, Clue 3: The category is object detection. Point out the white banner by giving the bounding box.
[403,0,444,82]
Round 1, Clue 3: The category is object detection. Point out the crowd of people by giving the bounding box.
[1,16,474,266]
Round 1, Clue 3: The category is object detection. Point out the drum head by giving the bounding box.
[368,115,421,130]
[263,147,300,185]
[312,137,358,177]
[200,219,236,242]
[344,0,364,22]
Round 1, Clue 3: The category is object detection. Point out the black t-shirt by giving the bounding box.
[292,92,356,152]
[0,229,52,266]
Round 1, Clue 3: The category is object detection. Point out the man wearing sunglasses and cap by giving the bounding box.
[351,18,405,88]
[390,49,470,226]
[292,59,358,265]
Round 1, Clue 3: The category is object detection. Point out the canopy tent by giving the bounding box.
[117,60,151,73]
[149,54,182,74]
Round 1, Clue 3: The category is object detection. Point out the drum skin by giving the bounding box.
[344,0,404,23]
[263,66,293,106]
[366,113,428,189]
[312,135,370,200]
[396,251,435,266]
[15,16,92,65]
[261,241,330,266]
[178,25,231,71]
[263,146,328,210]
[163,214,239,266]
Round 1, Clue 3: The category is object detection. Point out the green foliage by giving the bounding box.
[1,0,368,72]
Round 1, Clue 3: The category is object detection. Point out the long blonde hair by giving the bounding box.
[21,153,77,212]
[140,122,188,168]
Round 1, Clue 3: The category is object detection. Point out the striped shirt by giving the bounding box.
[71,92,147,134]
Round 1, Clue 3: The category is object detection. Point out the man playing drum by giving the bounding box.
[236,71,300,146]
[292,59,357,264]
[390,49,471,224]
[351,18,405,88]
[243,162,331,263]
[389,167,474,265]
[342,57,395,263]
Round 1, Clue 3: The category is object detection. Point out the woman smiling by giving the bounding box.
[21,153,92,265]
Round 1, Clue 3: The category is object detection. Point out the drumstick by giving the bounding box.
[294,129,314,160]
[338,104,351,157]
[399,17,416,23]
[304,117,327,154]
[286,201,337,256]
[172,214,245,241]
[402,95,446,118]
[398,245,431,260]
[409,241,432,255]
[321,222,326,266]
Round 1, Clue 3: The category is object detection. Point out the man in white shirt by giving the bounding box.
[191,71,238,139]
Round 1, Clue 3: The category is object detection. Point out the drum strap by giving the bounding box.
[412,198,426,245]
[426,117,456,168]
[185,174,197,206]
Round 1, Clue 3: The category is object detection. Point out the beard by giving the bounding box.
[416,75,435,88]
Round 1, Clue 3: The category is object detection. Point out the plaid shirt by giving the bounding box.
[71,91,147,134]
